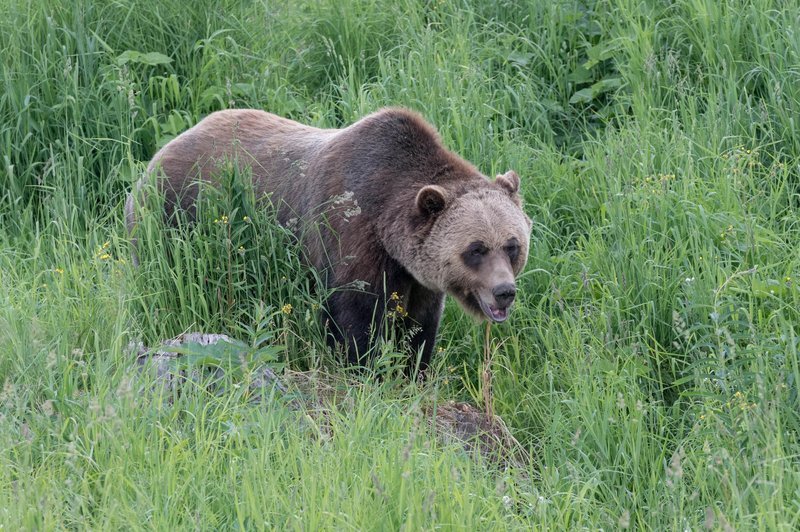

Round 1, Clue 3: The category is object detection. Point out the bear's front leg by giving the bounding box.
[325,288,385,366]
[404,283,445,374]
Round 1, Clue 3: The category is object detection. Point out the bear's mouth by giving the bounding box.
[453,289,513,324]
[477,297,509,323]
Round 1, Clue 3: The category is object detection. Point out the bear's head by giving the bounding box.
[414,170,532,322]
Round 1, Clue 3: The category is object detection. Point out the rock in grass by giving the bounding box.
[131,333,529,468]
[130,332,286,398]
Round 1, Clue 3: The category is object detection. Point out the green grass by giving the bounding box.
[2,0,800,528]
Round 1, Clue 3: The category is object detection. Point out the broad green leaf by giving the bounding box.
[507,51,532,67]
[116,50,172,66]
[569,87,594,104]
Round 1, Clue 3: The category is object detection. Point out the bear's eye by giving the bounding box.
[469,243,488,257]
[461,242,488,269]
[504,240,520,261]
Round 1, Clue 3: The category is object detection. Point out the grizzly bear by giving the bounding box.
[125,108,531,372]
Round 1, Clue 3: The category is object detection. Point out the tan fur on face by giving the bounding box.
[409,188,531,318]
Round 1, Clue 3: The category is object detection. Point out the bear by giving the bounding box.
[125,108,532,372]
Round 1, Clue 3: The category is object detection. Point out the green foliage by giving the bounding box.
[2,0,800,528]
[160,335,284,377]
[130,164,329,367]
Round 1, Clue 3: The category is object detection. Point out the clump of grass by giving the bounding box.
[128,164,330,369]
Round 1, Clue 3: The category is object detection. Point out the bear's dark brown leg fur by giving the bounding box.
[404,284,444,374]
[324,255,409,366]
[325,289,383,366]
[325,256,443,372]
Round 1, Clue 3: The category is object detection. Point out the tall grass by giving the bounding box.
[2,0,800,528]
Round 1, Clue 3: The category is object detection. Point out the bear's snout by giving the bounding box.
[492,283,516,309]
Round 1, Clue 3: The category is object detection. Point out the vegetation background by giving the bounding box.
[2,0,799,528]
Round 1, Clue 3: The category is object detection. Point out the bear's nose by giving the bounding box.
[492,283,516,309]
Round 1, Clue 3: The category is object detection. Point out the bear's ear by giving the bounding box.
[416,185,448,216]
[495,170,520,196]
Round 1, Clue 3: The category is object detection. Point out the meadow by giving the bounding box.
[2,0,800,528]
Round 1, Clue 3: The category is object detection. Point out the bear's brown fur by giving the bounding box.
[126,108,531,371]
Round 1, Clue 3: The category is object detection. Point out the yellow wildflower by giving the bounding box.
[95,241,113,259]
[281,304,293,315]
